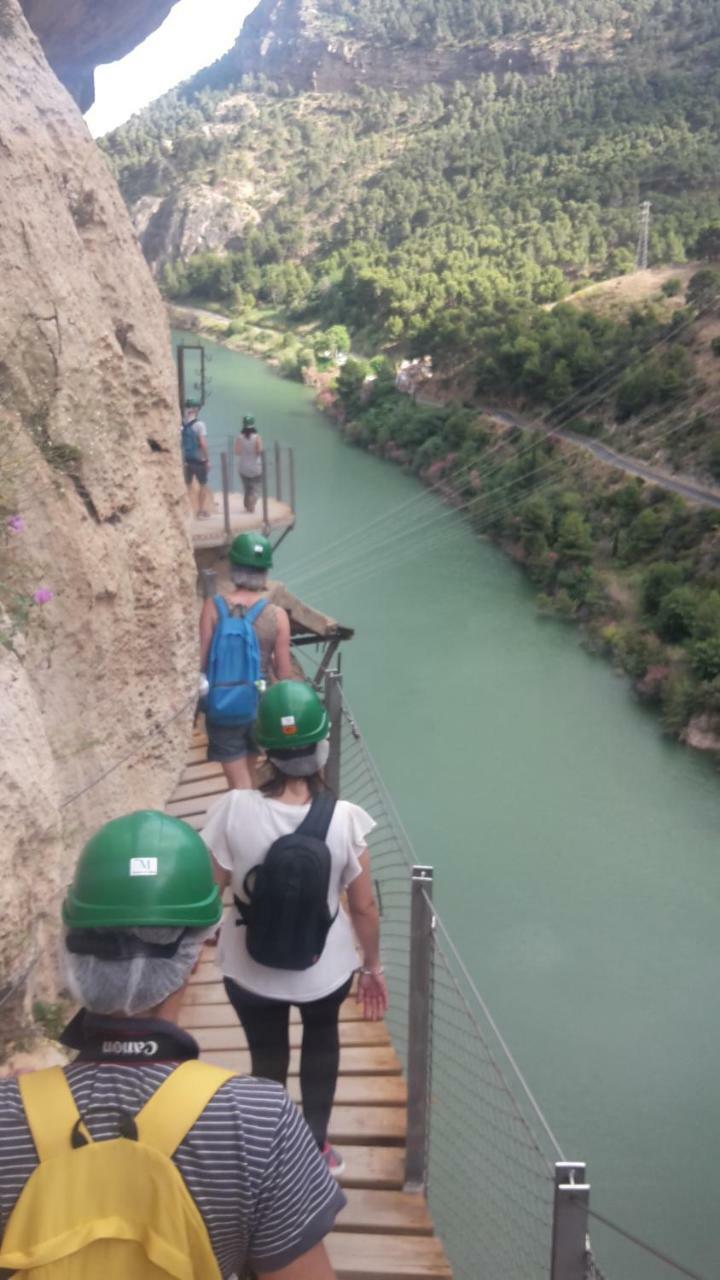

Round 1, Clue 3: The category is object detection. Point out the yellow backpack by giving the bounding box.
[0,1061,235,1279]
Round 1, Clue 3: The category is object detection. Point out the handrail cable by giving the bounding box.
[59,690,197,809]
[583,1205,710,1280]
[424,886,566,1164]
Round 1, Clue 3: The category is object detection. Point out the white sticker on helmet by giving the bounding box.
[130,857,158,877]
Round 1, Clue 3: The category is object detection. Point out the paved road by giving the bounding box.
[485,407,720,511]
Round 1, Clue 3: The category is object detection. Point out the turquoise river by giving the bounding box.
[179,335,720,1280]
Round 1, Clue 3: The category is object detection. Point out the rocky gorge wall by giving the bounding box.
[0,0,196,1046]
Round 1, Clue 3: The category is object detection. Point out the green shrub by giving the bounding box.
[656,585,699,642]
[689,635,720,680]
[661,673,695,734]
[641,562,683,615]
[661,277,683,297]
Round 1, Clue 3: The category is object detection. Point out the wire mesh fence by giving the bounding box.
[332,681,562,1280]
[296,668,706,1280]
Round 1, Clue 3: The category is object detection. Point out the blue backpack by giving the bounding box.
[205,596,268,725]
[181,420,202,463]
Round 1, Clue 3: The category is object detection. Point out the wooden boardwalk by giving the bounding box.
[169,729,452,1280]
[190,493,294,551]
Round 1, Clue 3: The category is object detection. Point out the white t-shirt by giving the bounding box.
[201,790,375,1001]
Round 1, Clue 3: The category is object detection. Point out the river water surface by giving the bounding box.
[181,335,720,1279]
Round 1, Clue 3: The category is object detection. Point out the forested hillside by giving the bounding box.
[102,0,720,420]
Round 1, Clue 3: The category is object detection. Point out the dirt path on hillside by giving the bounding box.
[484,405,720,510]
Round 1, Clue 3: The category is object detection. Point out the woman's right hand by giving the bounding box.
[356,969,389,1021]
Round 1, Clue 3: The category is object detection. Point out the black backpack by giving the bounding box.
[235,791,338,970]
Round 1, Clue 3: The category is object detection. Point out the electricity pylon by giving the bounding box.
[636,201,651,270]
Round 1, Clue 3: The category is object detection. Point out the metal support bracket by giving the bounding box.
[551,1162,590,1280]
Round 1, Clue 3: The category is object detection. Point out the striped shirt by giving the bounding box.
[0,1021,345,1276]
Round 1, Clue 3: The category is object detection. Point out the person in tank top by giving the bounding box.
[235,415,263,513]
[199,532,292,789]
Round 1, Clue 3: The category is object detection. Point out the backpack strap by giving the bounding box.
[296,791,337,842]
[19,1067,90,1163]
[213,594,229,620]
[243,598,269,625]
[135,1061,235,1157]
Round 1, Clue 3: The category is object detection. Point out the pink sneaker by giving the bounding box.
[320,1142,345,1178]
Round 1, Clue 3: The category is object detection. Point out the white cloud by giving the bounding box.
[85,0,257,137]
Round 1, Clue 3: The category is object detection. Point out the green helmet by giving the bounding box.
[184,399,201,409]
[228,532,272,570]
[242,415,256,428]
[255,681,330,751]
[62,811,222,930]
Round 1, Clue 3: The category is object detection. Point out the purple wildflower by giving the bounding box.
[32,587,54,605]
[7,515,24,533]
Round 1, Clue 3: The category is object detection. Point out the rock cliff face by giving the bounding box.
[134,182,260,272]
[0,0,196,1045]
[19,0,180,110]
[223,0,614,92]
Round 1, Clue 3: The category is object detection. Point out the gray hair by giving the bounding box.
[63,926,209,1016]
[230,565,268,590]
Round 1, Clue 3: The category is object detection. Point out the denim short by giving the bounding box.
[206,720,257,763]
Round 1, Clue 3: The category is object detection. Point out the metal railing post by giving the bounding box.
[323,671,343,796]
[288,447,296,520]
[550,1162,590,1280]
[274,440,282,502]
[228,435,235,491]
[404,864,434,1193]
[261,452,270,535]
[198,568,217,599]
[220,452,231,540]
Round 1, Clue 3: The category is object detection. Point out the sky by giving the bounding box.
[85,0,257,138]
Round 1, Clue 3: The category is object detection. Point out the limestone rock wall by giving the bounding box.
[0,0,197,1044]
[19,0,180,110]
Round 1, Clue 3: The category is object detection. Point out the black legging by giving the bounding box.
[224,975,353,1147]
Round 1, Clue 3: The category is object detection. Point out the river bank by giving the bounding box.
[171,304,720,753]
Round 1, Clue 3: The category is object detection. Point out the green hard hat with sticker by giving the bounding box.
[255,681,330,751]
[228,531,273,570]
[62,811,222,930]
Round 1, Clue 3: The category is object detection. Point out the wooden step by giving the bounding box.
[179,761,225,782]
[336,1189,433,1237]
[180,994,365,1023]
[202,1044,402,1076]
[167,794,224,819]
[288,1076,407,1107]
[171,774,229,802]
[328,1231,452,1279]
[193,1021,390,1052]
[329,1106,405,1146]
[337,1145,405,1190]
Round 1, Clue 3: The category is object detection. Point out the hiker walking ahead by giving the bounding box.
[235,415,263,513]
[200,531,292,790]
[181,400,210,519]
[201,681,389,1178]
[0,811,343,1280]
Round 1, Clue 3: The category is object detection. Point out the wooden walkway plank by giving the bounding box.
[336,1146,405,1190]
[328,1232,452,1279]
[336,1189,433,1237]
[201,1045,402,1076]
[193,1020,391,1052]
[171,774,229,802]
[180,993,366,1022]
